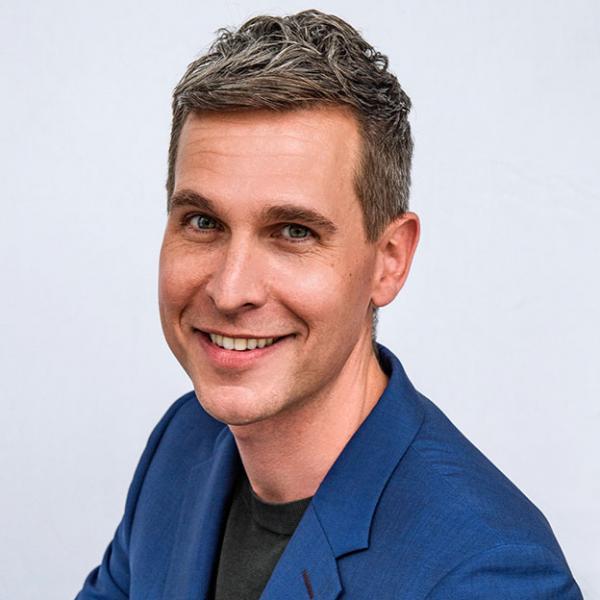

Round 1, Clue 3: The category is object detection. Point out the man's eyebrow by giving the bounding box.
[262,205,338,235]
[169,190,217,213]
[169,189,338,235]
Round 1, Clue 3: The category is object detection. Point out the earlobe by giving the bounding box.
[371,212,420,308]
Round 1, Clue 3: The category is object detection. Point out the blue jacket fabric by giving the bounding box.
[77,344,582,599]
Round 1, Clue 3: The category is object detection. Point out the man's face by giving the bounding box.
[159,106,380,426]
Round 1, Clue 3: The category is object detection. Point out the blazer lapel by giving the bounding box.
[260,343,424,599]
[163,426,241,600]
[259,504,342,600]
[311,343,425,556]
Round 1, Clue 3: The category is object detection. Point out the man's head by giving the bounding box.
[159,11,419,427]
[166,9,413,242]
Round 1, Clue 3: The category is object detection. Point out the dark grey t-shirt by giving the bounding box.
[211,470,312,600]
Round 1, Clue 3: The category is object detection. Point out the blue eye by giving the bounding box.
[281,224,312,240]
[189,215,217,230]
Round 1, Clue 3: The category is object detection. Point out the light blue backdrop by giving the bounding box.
[1,1,598,597]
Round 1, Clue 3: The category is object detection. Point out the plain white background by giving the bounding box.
[1,1,598,598]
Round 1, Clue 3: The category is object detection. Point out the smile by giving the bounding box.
[208,333,280,351]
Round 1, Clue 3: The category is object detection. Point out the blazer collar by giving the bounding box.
[261,343,425,599]
[310,342,425,557]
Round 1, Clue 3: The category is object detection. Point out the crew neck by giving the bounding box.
[240,472,313,536]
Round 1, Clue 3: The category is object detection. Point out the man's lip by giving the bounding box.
[194,327,293,340]
[194,327,291,369]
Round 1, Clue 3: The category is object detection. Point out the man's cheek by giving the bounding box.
[281,264,343,301]
[160,255,204,302]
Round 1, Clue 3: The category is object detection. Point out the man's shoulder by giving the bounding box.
[129,391,226,499]
[350,385,580,595]
[380,389,565,559]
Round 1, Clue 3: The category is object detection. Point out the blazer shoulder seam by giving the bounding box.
[425,542,567,598]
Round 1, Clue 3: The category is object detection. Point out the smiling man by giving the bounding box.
[77,10,582,600]
[160,107,394,449]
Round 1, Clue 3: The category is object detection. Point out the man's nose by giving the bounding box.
[205,237,268,314]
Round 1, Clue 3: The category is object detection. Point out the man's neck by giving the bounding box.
[228,341,388,504]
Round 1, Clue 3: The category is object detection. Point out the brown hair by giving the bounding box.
[167,9,413,243]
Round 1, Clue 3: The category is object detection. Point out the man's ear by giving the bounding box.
[371,212,420,308]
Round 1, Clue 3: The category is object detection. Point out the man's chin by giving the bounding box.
[193,386,281,426]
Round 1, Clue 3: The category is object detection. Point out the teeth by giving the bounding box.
[208,333,278,351]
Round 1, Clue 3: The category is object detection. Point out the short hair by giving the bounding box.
[166,9,413,345]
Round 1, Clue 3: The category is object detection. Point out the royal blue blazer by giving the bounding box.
[77,344,582,599]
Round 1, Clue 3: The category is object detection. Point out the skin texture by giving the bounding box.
[159,106,419,502]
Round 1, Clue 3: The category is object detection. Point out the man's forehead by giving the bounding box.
[173,106,363,217]
[179,105,362,156]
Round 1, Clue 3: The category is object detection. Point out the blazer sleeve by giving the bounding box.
[425,543,583,600]
[75,396,191,600]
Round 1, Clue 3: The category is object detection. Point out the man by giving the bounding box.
[77,10,582,599]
